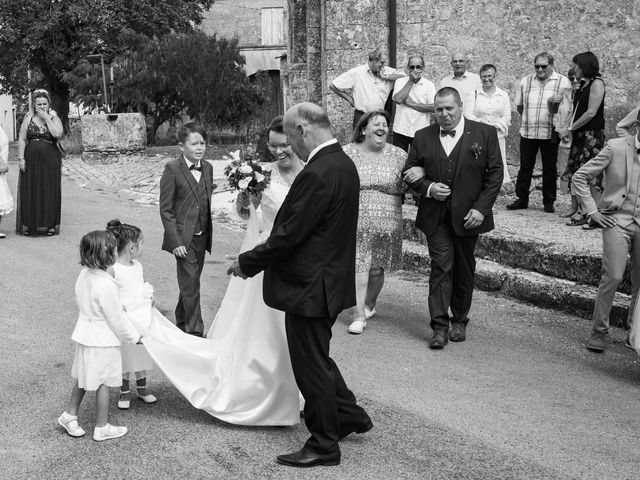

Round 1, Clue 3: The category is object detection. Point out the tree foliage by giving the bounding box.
[67,32,268,144]
[0,0,214,126]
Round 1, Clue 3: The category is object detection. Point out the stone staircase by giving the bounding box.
[400,202,631,328]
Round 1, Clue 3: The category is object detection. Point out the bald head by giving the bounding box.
[283,102,334,161]
[450,51,469,77]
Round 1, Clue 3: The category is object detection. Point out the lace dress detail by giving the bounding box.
[26,119,57,143]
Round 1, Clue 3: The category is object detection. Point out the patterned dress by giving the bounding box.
[343,143,406,273]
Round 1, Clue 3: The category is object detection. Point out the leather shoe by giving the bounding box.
[429,330,448,349]
[449,323,466,342]
[586,332,606,352]
[276,448,340,468]
[339,414,373,439]
[506,199,528,210]
[543,204,555,213]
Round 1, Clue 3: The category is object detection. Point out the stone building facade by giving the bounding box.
[286,0,640,154]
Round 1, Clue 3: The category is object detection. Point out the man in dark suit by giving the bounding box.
[228,103,372,468]
[159,123,214,337]
[403,87,503,349]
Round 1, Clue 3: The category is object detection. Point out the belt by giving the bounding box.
[29,138,56,145]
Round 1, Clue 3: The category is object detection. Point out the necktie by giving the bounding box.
[190,164,202,172]
[440,130,455,138]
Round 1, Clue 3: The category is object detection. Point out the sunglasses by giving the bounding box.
[534,64,550,69]
[408,65,423,70]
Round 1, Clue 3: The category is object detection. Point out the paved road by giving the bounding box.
[2,160,640,480]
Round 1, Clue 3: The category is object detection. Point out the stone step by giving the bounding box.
[401,240,630,327]
[402,214,632,295]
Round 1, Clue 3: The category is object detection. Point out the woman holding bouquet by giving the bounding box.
[140,116,304,426]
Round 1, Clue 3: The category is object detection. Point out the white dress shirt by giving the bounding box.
[393,76,437,137]
[426,117,465,197]
[439,72,482,107]
[184,156,202,182]
[332,64,405,112]
[308,138,338,163]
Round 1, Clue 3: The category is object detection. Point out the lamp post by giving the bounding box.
[87,54,110,113]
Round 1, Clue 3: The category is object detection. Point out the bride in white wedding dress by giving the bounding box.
[134,117,305,425]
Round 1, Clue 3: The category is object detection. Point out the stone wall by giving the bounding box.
[200,0,286,47]
[81,113,146,163]
[288,0,640,154]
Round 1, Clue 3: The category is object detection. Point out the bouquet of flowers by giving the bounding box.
[223,146,271,194]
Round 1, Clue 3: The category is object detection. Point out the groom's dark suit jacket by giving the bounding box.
[239,142,359,318]
[403,119,503,237]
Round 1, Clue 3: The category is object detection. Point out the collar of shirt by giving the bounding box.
[308,138,338,163]
[439,117,465,155]
[476,86,507,98]
[183,156,200,170]
[440,117,465,136]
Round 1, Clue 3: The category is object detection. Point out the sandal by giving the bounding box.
[558,209,577,218]
[566,215,588,226]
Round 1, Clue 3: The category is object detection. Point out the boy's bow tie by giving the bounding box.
[189,164,202,172]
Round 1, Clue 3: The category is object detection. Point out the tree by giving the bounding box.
[0,0,214,128]
[68,32,268,144]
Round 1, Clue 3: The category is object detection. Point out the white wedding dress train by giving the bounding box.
[133,174,300,425]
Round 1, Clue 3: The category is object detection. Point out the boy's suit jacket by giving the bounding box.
[238,142,359,318]
[403,119,503,237]
[573,135,636,215]
[159,155,214,253]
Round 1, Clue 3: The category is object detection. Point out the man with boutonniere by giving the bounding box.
[402,87,503,349]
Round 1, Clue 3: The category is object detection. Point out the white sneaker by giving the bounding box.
[93,423,128,441]
[58,411,86,437]
[364,307,376,320]
[348,320,366,334]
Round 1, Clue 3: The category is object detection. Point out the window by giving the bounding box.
[261,7,284,45]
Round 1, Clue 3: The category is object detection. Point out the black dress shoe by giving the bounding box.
[429,330,448,349]
[276,448,340,468]
[506,199,528,210]
[339,415,373,439]
[543,204,555,213]
[449,323,466,342]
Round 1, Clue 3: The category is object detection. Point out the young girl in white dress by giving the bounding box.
[106,220,158,410]
[58,230,141,441]
[0,127,14,238]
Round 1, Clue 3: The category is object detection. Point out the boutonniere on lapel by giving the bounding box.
[471,142,483,160]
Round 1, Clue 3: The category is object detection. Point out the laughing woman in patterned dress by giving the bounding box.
[16,89,64,236]
[343,110,407,334]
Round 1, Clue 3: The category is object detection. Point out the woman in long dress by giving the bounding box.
[343,110,406,334]
[139,116,304,425]
[16,89,64,236]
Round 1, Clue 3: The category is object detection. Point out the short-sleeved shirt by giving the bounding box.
[515,71,571,139]
[332,64,402,112]
[439,71,482,107]
[392,76,437,137]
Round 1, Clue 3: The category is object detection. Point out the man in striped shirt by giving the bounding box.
[507,52,571,213]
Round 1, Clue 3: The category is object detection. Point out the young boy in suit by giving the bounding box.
[159,123,214,336]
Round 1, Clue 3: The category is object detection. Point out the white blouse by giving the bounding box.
[465,86,512,138]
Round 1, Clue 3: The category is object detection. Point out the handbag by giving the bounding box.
[56,140,66,158]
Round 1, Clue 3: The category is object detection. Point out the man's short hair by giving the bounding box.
[534,52,554,66]
[368,48,383,62]
[479,64,497,75]
[177,122,207,144]
[435,87,462,105]
[407,55,424,67]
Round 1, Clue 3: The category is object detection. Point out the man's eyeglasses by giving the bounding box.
[408,65,423,70]
[534,64,550,69]
[267,143,290,151]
